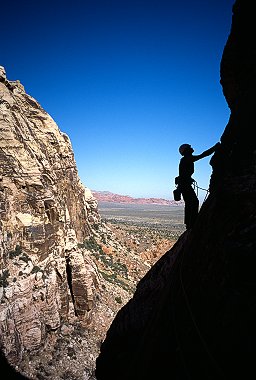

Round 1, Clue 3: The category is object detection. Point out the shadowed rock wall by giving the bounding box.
[95,1,256,379]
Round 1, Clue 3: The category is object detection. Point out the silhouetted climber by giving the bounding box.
[175,142,220,229]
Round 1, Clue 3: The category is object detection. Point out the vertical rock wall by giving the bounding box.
[95,1,256,379]
[0,67,101,365]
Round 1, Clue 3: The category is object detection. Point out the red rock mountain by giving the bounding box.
[92,190,183,205]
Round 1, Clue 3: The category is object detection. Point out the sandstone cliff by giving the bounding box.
[0,65,102,374]
[0,68,172,378]
[0,68,143,379]
[96,1,256,379]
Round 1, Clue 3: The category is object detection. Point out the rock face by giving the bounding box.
[0,67,101,368]
[95,1,256,379]
[0,68,167,378]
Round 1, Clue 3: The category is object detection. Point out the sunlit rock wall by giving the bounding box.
[0,67,100,364]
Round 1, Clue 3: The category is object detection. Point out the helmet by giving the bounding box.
[179,144,191,155]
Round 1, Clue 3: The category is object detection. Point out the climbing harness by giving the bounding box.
[173,177,209,203]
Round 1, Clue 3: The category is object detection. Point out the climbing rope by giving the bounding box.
[193,181,209,203]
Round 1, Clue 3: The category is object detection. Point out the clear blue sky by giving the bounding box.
[1,0,234,199]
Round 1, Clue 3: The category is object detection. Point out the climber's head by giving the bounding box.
[179,144,194,156]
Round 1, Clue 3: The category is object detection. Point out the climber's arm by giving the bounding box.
[193,142,220,162]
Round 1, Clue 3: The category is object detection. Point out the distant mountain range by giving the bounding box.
[92,190,183,205]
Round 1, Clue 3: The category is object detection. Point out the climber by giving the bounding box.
[176,142,220,229]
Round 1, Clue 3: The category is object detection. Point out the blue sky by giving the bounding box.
[1,0,234,199]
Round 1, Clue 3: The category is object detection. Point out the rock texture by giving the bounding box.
[0,67,134,379]
[0,68,173,378]
[0,64,102,364]
[95,1,256,379]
